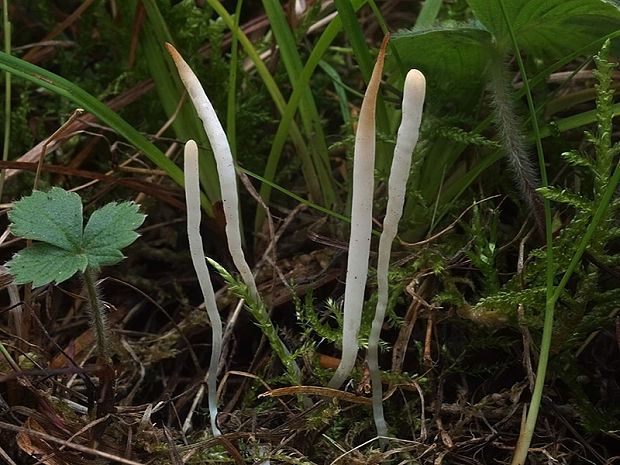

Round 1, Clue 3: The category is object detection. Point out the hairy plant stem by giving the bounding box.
[82,268,109,363]
[494,2,552,464]
[488,47,545,235]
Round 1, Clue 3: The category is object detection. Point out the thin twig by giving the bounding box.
[34,109,84,190]
[399,195,501,247]
[0,421,145,465]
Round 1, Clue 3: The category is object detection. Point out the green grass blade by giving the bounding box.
[420,106,600,237]
[262,0,334,204]
[366,0,407,83]
[240,165,382,238]
[552,159,620,304]
[433,147,500,209]
[240,166,349,225]
[415,0,443,29]
[226,0,243,158]
[404,31,620,241]
[318,60,354,125]
[0,53,179,179]
[532,33,620,91]
[139,0,221,205]
[333,0,391,172]
[204,0,324,205]
[333,0,373,81]
[366,0,390,39]
[497,1,553,463]
[537,103,620,138]
[255,0,370,228]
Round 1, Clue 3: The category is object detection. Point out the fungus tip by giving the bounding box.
[403,69,426,108]
[165,42,183,66]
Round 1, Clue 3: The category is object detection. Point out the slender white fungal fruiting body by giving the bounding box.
[184,140,223,437]
[328,36,389,390]
[368,69,426,437]
[294,0,306,17]
[168,43,303,387]
[167,43,260,302]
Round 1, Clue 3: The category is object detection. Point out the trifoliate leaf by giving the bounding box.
[7,243,88,287]
[8,187,83,251]
[83,201,145,269]
[7,187,146,287]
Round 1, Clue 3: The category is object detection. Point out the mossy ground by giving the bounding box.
[0,1,618,464]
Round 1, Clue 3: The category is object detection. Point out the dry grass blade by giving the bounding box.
[33,108,84,190]
[259,386,373,405]
[6,80,155,180]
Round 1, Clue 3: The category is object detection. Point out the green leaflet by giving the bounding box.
[8,188,83,250]
[390,25,492,110]
[8,243,89,288]
[83,201,145,269]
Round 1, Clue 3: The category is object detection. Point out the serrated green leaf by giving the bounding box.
[7,188,145,285]
[8,187,83,251]
[391,1,620,112]
[390,25,492,109]
[467,0,620,57]
[7,243,87,287]
[82,202,145,269]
